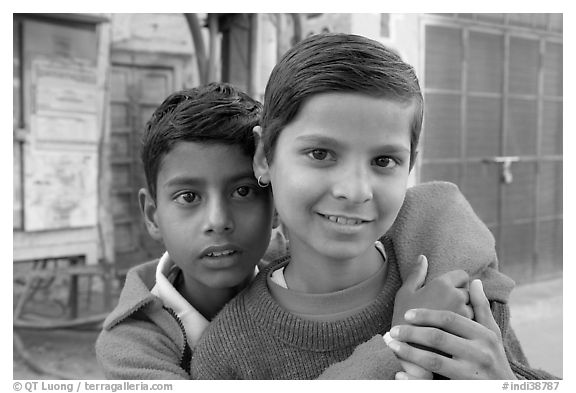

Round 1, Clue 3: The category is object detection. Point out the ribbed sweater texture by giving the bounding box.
[191,252,404,379]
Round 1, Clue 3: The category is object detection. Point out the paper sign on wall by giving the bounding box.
[31,58,100,143]
[24,149,97,231]
[32,113,98,143]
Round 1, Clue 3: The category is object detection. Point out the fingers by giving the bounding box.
[437,269,470,289]
[399,359,432,379]
[389,312,511,379]
[462,304,474,320]
[457,287,470,304]
[387,338,459,378]
[384,332,433,378]
[403,255,429,291]
[395,371,412,380]
[453,288,474,319]
[389,324,469,359]
[403,308,487,340]
[469,279,500,333]
[395,370,432,380]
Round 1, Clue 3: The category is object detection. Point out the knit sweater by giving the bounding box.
[191,251,404,379]
[96,257,399,380]
[191,181,557,380]
[386,181,513,302]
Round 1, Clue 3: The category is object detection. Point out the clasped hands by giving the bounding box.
[387,255,516,380]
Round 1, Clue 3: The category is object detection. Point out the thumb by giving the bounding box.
[403,255,428,291]
[470,279,500,333]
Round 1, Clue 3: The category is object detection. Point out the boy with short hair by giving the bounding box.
[96,82,274,379]
[190,33,553,380]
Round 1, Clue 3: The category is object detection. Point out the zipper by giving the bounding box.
[164,306,192,375]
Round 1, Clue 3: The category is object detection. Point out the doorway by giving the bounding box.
[109,61,176,271]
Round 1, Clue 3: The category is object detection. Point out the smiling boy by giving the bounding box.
[189,33,443,380]
[266,92,414,294]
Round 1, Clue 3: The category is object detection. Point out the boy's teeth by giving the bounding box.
[207,250,235,257]
[326,215,362,225]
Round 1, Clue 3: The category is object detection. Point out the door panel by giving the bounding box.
[425,25,462,90]
[467,31,503,93]
[499,222,535,282]
[509,37,539,95]
[501,162,537,223]
[466,96,502,158]
[461,163,500,225]
[542,101,562,155]
[422,20,562,283]
[109,64,175,271]
[543,42,562,96]
[506,98,538,156]
[535,218,562,277]
[422,94,461,159]
[538,162,562,217]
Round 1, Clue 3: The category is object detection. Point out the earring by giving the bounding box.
[257,175,270,188]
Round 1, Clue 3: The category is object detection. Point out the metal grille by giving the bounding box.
[421,15,562,283]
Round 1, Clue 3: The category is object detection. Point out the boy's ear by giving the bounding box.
[138,188,163,242]
[409,150,419,172]
[252,126,270,180]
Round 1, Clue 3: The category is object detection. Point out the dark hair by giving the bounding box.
[261,33,423,169]
[141,82,262,200]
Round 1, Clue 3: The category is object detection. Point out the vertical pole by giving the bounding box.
[276,14,284,62]
[68,257,80,319]
[499,33,510,277]
[533,38,545,278]
[248,13,259,98]
[185,13,208,84]
[207,14,219,82]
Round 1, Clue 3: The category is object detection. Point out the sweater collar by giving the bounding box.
[102,259,162,331]
[244,246,401,351]
[267,241,388,321]
[151,252,210,348]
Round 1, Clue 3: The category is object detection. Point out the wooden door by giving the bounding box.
[420,17,562,283]
[109,64,175,272]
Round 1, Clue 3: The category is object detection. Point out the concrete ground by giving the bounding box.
[13,277,563,380]
[508,277,563,378]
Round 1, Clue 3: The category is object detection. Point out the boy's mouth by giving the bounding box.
[318,213,371,226]
[201,244,241,258]
[206,250,237,258]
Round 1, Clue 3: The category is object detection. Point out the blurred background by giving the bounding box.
[12,13,562,379]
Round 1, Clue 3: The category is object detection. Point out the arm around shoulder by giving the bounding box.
[96,317,190,380]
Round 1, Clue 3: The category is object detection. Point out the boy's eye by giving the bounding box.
[307,149,332,161]
[372,156,397,168]
[232,186,255,198]
[175,192,199,204]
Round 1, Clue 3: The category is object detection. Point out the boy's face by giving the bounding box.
[146,142,273,289]
[259,92,413,262]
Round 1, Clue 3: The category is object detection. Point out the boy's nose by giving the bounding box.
[331,164,373,203]
[203,197,234,234]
